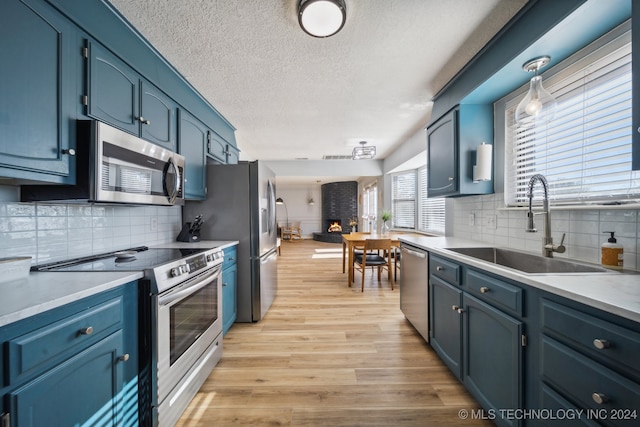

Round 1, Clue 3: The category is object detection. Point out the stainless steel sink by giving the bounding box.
[444,247,611,274]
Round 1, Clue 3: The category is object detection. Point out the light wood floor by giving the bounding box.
[176,239,491,426]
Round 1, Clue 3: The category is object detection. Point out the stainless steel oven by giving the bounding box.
[154,258,223,426]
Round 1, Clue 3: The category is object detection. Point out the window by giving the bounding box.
[391,172,416,229]
[362,183,377,232]
[390,167,445,234]
[504,21,638,206]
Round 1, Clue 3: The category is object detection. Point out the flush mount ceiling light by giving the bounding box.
[352,141,376,160]
[515,56,557,126]
[298,0,347,38]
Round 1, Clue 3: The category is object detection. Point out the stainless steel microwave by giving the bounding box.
[22,121,185,206]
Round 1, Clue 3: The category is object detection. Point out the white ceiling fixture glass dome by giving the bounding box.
[298,0,347,38]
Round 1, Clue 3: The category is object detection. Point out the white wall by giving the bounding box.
[274,183,322,237]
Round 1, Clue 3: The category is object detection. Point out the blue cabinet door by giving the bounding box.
[226,144,240,165]
[141,81,176,151]
[88,40,139,135]
[0,0,76,182]
[207,130,228,163]
[178,109,207,200]
[222,263,238,335]
[430,275,463,379]
[427,109,457,197]
[463,294,523,427]
[9,331,126,426]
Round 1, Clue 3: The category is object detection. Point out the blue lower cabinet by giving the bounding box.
[0,282,138,426]
[222,245,238,335]
[9,331,127,426]
[429,275,463,379]
[463,294,523,427]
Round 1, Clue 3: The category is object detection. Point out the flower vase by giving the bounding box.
[351,226,356,233]
[381,221,390,236]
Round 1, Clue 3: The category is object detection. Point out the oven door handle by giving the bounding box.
[159,266,221,306]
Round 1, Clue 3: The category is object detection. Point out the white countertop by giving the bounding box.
[0,241,239,329]
[399,235,640,323]
[151,240,238,250]
[0,271,144,328]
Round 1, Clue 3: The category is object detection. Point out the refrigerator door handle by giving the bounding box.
[261,249,278,264]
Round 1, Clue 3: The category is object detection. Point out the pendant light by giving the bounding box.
[515,56,557,126]
[352,141,376,160]
[298,0,347,38]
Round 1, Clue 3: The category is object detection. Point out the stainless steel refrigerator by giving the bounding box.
[183,161,278,322]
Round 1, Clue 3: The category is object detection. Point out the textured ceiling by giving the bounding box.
[108,0,527,162]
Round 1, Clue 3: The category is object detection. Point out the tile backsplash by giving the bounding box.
[0,201,182,265]
[451,193,639,270]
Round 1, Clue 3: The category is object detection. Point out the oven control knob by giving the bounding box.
[170,264,190,277]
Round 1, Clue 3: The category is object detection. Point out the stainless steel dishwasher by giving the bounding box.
[400,242,429,342]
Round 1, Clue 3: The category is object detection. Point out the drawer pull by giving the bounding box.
[436,266,444,271]
[480,286,490,294]
[79,326,94,335]
[592,392,609,405]
[118,354,130,363]
[593,339,610,350]
[452,305,459,311]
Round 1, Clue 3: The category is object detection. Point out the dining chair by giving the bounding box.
[353,238,393,292]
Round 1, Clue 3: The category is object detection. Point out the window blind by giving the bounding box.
[390,168,445,234]
[504,23,637,206]
[391,172,416,229]
[418,166,446,233]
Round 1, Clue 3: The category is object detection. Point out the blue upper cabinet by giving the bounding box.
[141,82,177,151]
[178,109,208,200]
[0,0,77,184]
[87,41,177,151]
[427,105,493,198]
[87,40,139,135]
[207,130,241,164]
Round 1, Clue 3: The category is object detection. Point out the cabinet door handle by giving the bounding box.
[436,266,444,271]
[480,286,490,294]
[62,148,76,156]
[592,392,608,405]
[457,308,465,314]
[448,177,454,181]
[451,305,459,311]
[79,326,93,335]
[593,339,610,350]
[118,354,130,362]
[223,282,228,287]
[136,116,151,125]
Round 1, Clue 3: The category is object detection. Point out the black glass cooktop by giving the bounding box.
[32,246,207,272]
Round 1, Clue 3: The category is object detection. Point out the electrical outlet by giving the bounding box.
[486,214,497,229]
[150,217,158,231]
[468,213,475,226]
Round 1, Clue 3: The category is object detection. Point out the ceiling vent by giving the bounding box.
[323,155,352,160]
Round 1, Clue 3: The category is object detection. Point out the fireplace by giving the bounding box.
[313,181,357,243]
[327,219,342,233]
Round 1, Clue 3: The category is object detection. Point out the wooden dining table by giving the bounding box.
[342,232,414,285]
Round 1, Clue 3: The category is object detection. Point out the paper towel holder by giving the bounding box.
[473,142,492,183]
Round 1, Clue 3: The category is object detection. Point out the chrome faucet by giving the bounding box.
[526,174,566,258]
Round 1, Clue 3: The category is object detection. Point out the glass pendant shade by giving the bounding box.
[515,57,557,127]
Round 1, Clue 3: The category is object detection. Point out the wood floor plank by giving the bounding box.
[176,239,491,427]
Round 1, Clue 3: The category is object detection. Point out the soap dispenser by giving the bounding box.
[601,231,623,269]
